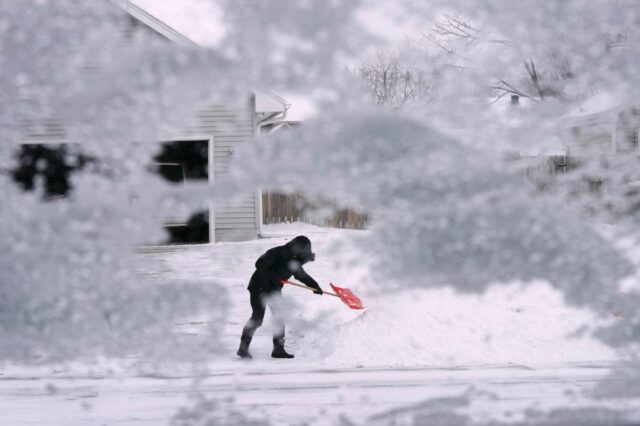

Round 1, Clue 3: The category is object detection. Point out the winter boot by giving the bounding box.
[237,336,253,359]
[271,337,294,359]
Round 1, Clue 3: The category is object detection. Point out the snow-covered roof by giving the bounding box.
[255,91,291,114]
[565,92,618,120]
[254,92,319,122]
[564,91,638,125]
[110,0,198,47]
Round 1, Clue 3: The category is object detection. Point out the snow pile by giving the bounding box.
[301,282,615,367]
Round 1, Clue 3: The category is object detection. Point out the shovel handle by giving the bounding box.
[281,280,340,298]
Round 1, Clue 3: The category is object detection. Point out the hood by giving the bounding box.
[286,235,315,263]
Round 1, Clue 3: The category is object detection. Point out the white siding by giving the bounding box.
[565,115,615,156]
[183,98,258,242]
[19,98,259,243]
[20,118,69,144]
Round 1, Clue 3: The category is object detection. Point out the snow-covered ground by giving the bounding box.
[2,223,639,425]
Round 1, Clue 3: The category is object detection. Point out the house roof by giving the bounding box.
[564,91,640,126]
[109,0,198,47]
[255,91,291,114]
[565,92,618,120]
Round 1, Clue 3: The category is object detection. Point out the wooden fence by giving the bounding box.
[262,192,369,229]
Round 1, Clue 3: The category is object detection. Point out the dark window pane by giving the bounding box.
[153,140,208,182]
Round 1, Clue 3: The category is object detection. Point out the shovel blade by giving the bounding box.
[330,283,364,310]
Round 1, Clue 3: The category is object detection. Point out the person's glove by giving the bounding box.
[313,287,323,295]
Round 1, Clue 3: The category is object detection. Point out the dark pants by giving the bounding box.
[241,290,285,341]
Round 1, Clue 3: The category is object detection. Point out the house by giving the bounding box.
[486,93,639,179]
[563,92,640,156]
[16,0,291,244]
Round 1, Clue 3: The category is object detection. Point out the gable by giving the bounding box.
[110,0,197,46]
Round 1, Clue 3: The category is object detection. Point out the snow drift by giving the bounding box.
[300,282,615,368]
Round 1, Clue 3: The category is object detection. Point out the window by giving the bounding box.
[152,138,212,244]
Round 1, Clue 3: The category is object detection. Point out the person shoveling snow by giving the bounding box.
[237,235,323,360]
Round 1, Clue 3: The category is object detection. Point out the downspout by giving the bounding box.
[255,103,290,237]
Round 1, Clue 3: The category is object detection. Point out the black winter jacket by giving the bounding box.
[247,236,322,294]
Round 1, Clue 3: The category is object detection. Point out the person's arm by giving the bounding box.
[292,265,323,295]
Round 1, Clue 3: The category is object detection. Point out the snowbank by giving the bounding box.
[300,282,616,368]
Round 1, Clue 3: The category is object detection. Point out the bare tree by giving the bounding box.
[356,51,443,108]
[425,14,511,54]
[490,54,575,102]
[424,15,575,102]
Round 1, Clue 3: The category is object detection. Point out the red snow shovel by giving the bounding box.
[281,280,365,310]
